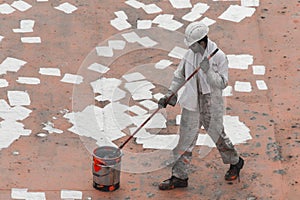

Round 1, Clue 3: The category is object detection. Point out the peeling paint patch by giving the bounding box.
[60,189,82,199]
[54,2,78,14]
[11,188,46,199]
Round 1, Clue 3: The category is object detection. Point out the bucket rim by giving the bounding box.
[93,146,123,160]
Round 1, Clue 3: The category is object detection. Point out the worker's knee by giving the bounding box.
[216,137,234,152]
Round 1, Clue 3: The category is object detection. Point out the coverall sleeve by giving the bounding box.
[206,53,228,90]
[169,58,186,93]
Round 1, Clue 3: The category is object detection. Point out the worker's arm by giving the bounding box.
[201,53,228,89]
[158,58,186,108]
[169,58,186,93]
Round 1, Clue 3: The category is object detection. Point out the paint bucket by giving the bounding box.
[92,146,122,192]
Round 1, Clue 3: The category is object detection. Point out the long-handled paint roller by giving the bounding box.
[118,48,219,150]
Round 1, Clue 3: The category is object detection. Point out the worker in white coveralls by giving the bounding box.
[157,21,244,190]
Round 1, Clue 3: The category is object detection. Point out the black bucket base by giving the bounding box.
[93,181,120,192]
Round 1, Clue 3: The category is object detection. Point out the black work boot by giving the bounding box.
[225,157,244,182]
[158,176,188,190]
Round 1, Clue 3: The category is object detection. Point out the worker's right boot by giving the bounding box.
[158,176,188,190]
[225,157,244,182]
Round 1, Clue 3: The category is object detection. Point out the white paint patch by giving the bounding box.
[64,104,128,146]
[128,105,148,116]
[124,80,155,92]
[131,113,166,129]
[223,115,252,145]
[36,132,48,137]
[42,121,63,134]
[11,0,32,12]
[122,31,158,47]
[139,100,158,110]
[61,73,83,84]
[137,20,152,29]
[222,86,233,96]
[26,192,46,200]
[0,103,31,121]
[168,46,188,59]
[176,115,181,125]
[252,65,265,75]
[16,77,40,85]
[107,102,132,130]
[227,54,253,69]
[234,81,252,92]
[88,63,110,74]
[218,5,256,23]
[91,77,125,102]
[39,68,61,76]
[192,2,210,13]
[11,188,28,199]
[95,88,126,102]
[21,37,41,43]
[110,17,132,31]
[241,0,260,7]
[0,35,4,42]
[0,3,16,14]
[122,72,145,82]
[142,3,162,14]
[13,19,35,33]
[124,80,155,101]
[152,14,183,31]
[0,79,9,87]
[182,11,202,22]
[61,190,82,199]
[132,91,153,101]
[8,91,31,106]
[0,99,32,149]
[110,11,131,31]
[137,36,158,48]
[137,134,179,150]
[155,59,173,69]
[95,46,114,57]
[196,115,252,147]
[122,31,140,43]
[182,2,209,22]
[37,0,48,2]
[153,93,164,101]
[54,2,77,14]
[108,40,126,50]
[196,134,215,147]
[125,0,145,9]
[169,0,192,9]
[0,121,31,149]
[256,80,268,90]
[153,14,174,24]
[200,17,216,26]
[132,91,152,101]
[130,127,153,139]
[157,19,183,31]
[114,10,128,20]
[0,57,27,75]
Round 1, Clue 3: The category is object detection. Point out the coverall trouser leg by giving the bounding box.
[172,94,239,180]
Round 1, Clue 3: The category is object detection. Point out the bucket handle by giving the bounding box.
[94,152,123,166]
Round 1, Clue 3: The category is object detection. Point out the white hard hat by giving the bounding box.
[184,22,209,47]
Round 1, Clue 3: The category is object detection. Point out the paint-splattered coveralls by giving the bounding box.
[169,39,239,179]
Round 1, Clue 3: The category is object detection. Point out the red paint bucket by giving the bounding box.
[92,146,122,192]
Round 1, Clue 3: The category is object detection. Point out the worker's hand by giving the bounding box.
[158,90,177,108]
[200,57,210,73]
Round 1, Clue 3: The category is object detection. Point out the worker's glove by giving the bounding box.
[200,57,210,73]
[158,90,177,108]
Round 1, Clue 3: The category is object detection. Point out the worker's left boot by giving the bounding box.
[225,157,244,182]
[158,176,188,190]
